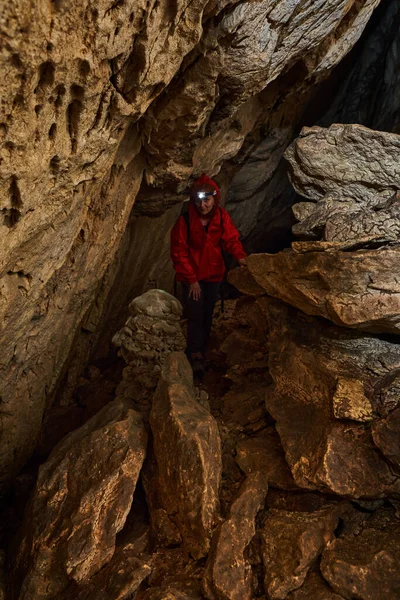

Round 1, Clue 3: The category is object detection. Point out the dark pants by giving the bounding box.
[182,281,220,357]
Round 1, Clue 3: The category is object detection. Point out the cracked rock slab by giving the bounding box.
[150,352,222,559]
[246,247,400,334]
[203,471,268,600]
[13,399,148,600]
[261,504,344,599]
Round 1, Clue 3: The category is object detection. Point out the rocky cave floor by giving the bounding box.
[3,294,400,600]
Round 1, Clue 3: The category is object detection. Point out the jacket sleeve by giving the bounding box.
[220,209,247,260]
[170,216,198,284]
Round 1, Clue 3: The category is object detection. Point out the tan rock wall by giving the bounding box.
[0,0,382,489]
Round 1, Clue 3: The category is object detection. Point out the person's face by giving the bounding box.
[195,192,215,215]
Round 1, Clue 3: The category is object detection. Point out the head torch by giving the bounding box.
[195,190,217,202]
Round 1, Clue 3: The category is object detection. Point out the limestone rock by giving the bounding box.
[292,193,400,246]
[13,399,148,600]
[150,352,222,559]
[372,408,400,469]
[246,248,400,334]
[0,0,382,491]
[136,548,204,600]
[235,427,297,491]
[261,505,343,599]
[264,299,400,498]
[129,289,182,321]
[112,289,185,367]
[203,472,268,600]
[321,509,400,600]
[285,124,400,203]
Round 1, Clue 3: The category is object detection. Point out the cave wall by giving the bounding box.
[0,0,382,489]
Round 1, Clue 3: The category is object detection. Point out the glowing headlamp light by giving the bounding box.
[196,190,216,201]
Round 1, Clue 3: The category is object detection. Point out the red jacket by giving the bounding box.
[170,203,246,284]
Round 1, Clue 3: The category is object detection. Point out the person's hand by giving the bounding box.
[189,282,201,300]
[238,257,247,267]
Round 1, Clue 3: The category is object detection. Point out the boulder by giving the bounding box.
[321,509,400,600]
[246,248,400,334]
[264,299,400,498]
[220,385,269,431]
[292,193,400,245]
[261,505,343,599]
[150,352,222,559]
[285,124,400,203]
[203,472,268,600]
[13,399,148,600]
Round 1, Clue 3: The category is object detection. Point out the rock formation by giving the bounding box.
[0,0,385,491]
[13,399,147,600]
[149,352,222,559]
[2,1,400,599]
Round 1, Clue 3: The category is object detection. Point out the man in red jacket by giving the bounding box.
[170,174,247,375]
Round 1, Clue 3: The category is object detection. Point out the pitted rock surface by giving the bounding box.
[261,505,344,599]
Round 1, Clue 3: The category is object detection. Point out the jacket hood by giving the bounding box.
[190,173,221,205]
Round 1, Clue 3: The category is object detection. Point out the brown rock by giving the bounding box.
[235,426,297,490]
[220,385,268,431]
[13,399,148,600]
[150,352,222,559]
[203,472,268,600]
[321,509,400,600]
[150,508,182,549]
[64,555,152,600]
[286,569,344,599]
[261,505,343,599]
[246,247,400,334]
[264,299,400,498]
[228,267,265,296]
[372,408,400,469]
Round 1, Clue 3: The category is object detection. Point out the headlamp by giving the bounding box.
[195,190,216,202]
